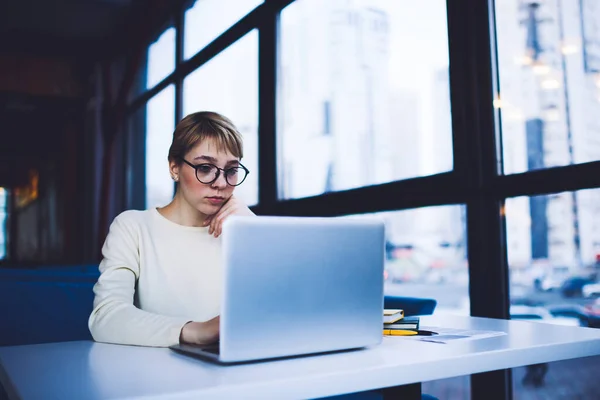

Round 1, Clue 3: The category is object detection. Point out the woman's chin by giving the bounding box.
[196,203,220,216]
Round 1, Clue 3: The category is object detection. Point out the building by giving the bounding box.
[498,0,600,269]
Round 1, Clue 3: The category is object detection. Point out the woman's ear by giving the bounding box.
[169,159,180,182]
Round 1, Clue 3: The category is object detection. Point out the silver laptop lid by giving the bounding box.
[219,216,385,363]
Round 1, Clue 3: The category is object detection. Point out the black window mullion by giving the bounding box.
[256,1,279,209]
[175,4,184,124]
[494,161,600,198]
[252,172,464,217]
[447,0,512,399]
[127,6,263,116]
[174,5,184,196]
[267,0,296,11]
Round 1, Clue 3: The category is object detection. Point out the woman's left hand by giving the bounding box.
[205,195,255,237]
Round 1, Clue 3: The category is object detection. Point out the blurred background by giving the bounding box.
[1,0,600,399]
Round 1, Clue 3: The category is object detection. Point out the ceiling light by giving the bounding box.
[532,63,550,75]
[560,44,579,55]
[541,79,561,90]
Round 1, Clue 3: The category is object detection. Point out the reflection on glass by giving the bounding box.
[184,0,263,59]
[147,27,176,89]
[183,31,258,206]
[278,0,453,199]
[145,86,175,208]
[495,1,600,174]
[0,187,7,260]
[506,189,600,396]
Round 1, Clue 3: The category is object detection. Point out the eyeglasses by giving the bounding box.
[179,158,249,186]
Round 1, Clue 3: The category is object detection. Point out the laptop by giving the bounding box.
[169,215,385,364]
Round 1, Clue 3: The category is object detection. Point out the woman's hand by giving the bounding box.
[204,195,255,238]
[180,316,220,345]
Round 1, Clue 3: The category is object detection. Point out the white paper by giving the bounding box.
[398,326,507,344]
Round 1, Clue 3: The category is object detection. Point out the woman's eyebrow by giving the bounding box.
[193,155,218,163]
[193,155,239,166]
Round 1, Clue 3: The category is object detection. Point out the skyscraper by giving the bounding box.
[329,0,391,190]
[498,0,600,268]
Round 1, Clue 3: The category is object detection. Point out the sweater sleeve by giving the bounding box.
[88,213,190,347]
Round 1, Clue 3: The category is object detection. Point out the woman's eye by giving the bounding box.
[198,165,214,173]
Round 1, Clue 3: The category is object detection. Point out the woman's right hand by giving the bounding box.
[180,316,220,345]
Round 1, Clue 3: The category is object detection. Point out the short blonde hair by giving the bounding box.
[168,111,244,163]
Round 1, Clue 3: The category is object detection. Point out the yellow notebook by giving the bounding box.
[383,309,404,324]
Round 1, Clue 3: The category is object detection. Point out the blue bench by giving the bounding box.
[384,295,437,316]
[0,265,100,346]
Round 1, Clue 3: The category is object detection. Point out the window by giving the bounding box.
[184,0,263,59]
[277,0,453,199]
[507,189,600,396]
[0,187,7,260]
[347,205,469,315]
[145,85,176,208]
[147,27,176,89]
[347,205,470,399]
[507,188,600,309]
[495,0,600,174]
[183,30,259,206]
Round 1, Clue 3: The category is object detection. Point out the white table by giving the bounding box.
[1,315,600,400]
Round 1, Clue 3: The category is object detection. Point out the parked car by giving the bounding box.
[584,299,600,328]
[546,304,590,327]
[510,305,581,326]
[538,266,570,291]
[582,282,600,298]
[560,277,594,297]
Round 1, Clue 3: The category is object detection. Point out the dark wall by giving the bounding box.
[0,54,83,98]
[7,110,85,264]
[0,54,90,266]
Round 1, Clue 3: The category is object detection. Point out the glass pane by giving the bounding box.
[512,356,600,398]
[147,27,176,89]
[507,189,600,397]
[184,0,263,59]
[183,30,259,206]
[423,376,470,400]
[145,85,176,208]
[347,205,469,313]
[347,205,469,399]
[495,1,600,174]
[278,0,453,199]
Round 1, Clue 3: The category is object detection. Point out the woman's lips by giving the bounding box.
[206,197,225,205]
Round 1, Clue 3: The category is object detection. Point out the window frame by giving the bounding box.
[123,1,600,399]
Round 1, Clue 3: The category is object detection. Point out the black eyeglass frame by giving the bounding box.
[179,157,250,186]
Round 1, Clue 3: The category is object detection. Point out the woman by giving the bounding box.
[88,111,255,347]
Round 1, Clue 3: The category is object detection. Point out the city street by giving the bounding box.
[385,282,595,312]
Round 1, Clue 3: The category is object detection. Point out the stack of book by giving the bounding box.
[383,309,420,335]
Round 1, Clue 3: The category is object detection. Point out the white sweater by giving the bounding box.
[88,208,222,347]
